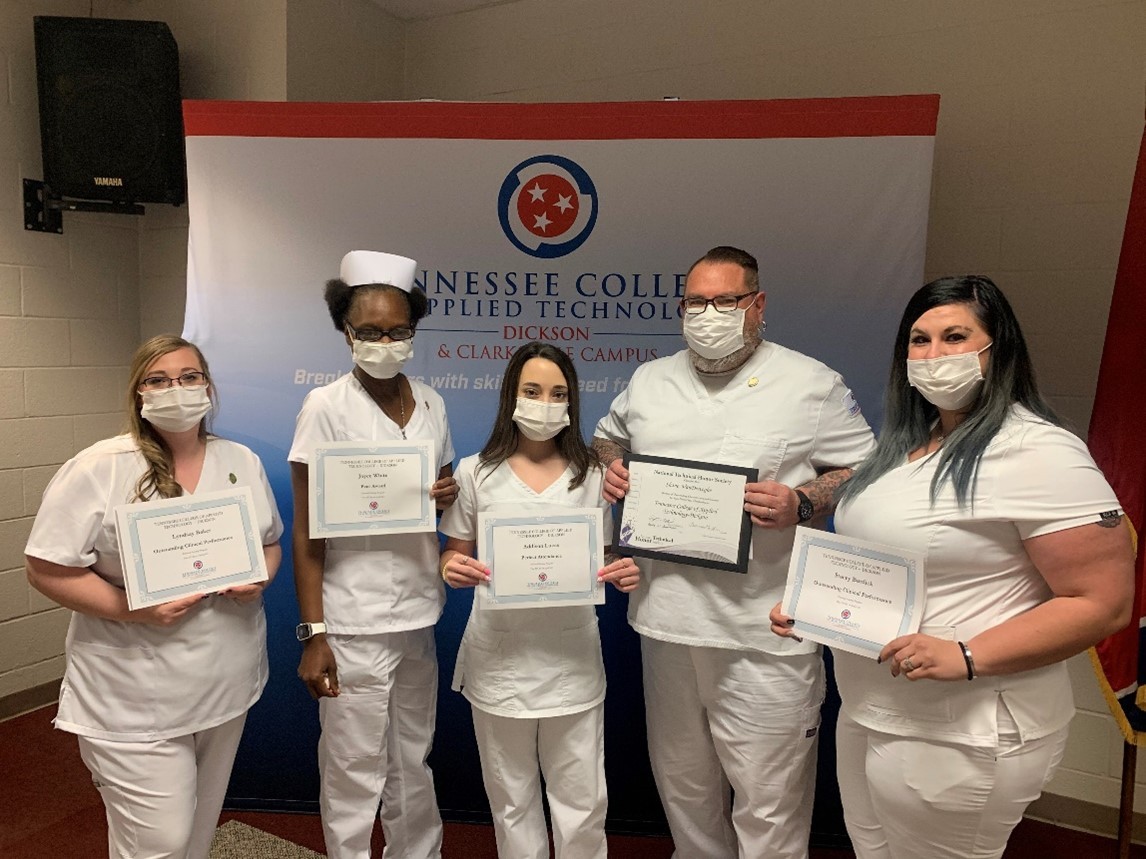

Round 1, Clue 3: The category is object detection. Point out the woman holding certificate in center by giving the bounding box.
[440,342,641,859]
[289,250,458,859]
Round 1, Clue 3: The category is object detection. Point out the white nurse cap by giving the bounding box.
[339,250,417,293]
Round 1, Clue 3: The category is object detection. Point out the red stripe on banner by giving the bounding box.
[1089,127,1146,740]
[182,96,939,140]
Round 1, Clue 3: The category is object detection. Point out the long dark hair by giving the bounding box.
[478,342,599,489]
[839,275,1061,508]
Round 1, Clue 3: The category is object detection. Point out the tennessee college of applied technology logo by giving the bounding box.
[498,155,598,259]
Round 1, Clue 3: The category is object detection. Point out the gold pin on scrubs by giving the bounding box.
[748,377,759,387]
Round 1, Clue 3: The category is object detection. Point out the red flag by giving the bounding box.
[1088,125,1146,743]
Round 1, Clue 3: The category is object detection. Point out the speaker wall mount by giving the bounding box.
[24,15,186,234]
[23,178,144,233]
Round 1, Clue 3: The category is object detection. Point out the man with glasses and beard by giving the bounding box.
[593,245,876,859]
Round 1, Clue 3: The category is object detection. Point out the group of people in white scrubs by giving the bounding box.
[24,244,1134,859]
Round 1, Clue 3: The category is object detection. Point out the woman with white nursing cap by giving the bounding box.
[288,250,458,859]
[25,334,283,859]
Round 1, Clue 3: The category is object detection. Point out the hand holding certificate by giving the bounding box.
[780,526,925,659]
[309,440,437,537]
[478,508,605,609]
[613,454,755,573]
[116,487,269,610]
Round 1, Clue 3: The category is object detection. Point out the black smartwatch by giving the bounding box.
[794,490,814,524]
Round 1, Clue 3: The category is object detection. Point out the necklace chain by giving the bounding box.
[398,390,406,440]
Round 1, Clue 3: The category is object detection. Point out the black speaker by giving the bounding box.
[34,16,186,205]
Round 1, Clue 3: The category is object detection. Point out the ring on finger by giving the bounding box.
[902,658,916,672]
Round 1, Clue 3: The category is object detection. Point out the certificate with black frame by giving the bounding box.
[613,453,755,573]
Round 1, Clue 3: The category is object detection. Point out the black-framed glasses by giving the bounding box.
[346,323,415,342]
[680,292,757,315]
[138,371,209,392]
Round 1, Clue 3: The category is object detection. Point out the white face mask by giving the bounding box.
[513,397,571,441]
[352,338,413,379]
[683,307,747,360]
[140,386,212,433]
[906,343,993,411]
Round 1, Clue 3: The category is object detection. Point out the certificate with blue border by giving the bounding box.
[781,526,924,659]
[309,440,436,537]
[477,508,605,610]
[613,453,755,573]
[115,487,269,610]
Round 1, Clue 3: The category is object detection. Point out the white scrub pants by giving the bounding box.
[470,703,608,859]
[319,627,443,859]
[836,709,1068,859]
[76,712,247,859]
[641,637,823,859]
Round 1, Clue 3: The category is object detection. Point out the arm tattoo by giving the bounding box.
[796,467,853,517]
[591,436,626,467]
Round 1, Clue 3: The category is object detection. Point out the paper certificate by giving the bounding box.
[613,454,755,573]
[477,508,605,610]
[115,487,269,610]
[781,526,925,659]
[309,440,436,537]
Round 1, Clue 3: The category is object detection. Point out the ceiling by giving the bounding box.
[368,0,515,22]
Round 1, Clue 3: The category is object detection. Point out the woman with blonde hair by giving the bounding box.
[26,334,283,859]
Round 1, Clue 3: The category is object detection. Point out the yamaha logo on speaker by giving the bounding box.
[94,177,124,187]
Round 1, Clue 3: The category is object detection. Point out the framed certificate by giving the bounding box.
[115,487,269,610]
[309,440,436,537]
[781,526,925,659]
[613,453,755,573]
[477,508,605,610]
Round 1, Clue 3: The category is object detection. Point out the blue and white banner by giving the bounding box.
[183,96,938,819]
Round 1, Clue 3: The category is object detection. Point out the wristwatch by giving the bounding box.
[794,490,814,524]
[295,621,327,641]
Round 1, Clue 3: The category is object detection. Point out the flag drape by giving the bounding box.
[1088,125,1146,744]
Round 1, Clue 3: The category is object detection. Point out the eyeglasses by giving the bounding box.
[138,371,209,392]
[346,323,415,342]
[680,292,757,315]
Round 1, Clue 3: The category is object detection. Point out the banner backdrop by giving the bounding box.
[182,96,938,829]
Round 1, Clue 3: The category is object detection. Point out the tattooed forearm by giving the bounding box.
[591,436,626,467]
[796,467,853,517]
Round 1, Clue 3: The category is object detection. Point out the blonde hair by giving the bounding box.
[126,335,214,502]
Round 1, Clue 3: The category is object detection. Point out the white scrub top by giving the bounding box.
[25,435,283,742]
[440,455,611,718]
[288,372,454,634]
[596,343,876,655]
[833,406,1122,747]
